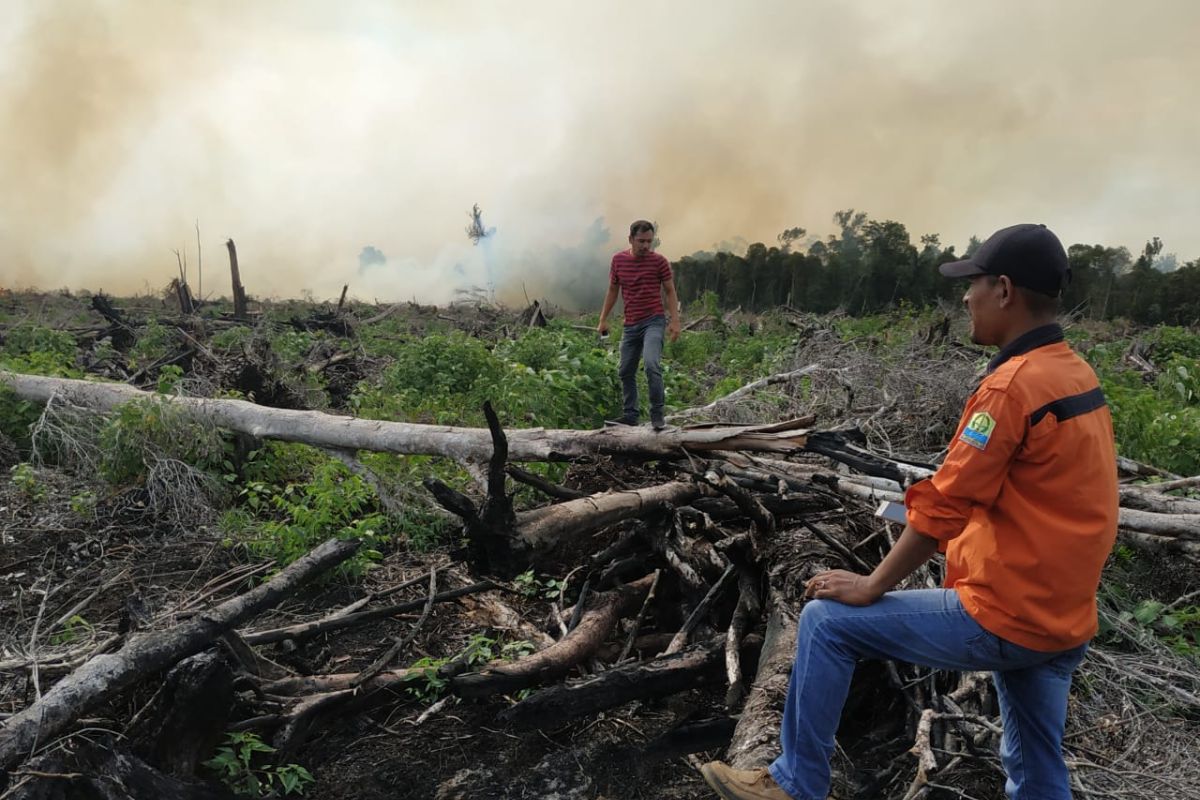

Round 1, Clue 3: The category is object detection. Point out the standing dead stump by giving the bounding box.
[425,401,527,576]
[225,239,248,320]
[147,651,235,778]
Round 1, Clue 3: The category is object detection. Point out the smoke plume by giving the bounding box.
[1,1,1198,306]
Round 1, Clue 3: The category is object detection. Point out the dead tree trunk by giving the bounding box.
[225,238,247,320]
[520,481,702,546]
[727,590,797,769]
[499,638,727,728]
[0,538,360,772]
[0,372,814,463]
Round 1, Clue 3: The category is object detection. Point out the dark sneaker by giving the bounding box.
[605,416,637,427]
[650,413,667,431]
[700,762,792,800]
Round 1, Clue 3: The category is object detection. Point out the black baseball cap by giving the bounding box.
[940,224,1071,297]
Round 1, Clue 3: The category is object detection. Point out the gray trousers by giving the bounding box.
[618,315,666,422]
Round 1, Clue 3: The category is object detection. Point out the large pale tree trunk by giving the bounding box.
[0,371,812,463]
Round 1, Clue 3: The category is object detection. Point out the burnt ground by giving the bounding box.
[0,464,1004,800]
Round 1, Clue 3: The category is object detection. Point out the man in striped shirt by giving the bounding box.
[597,220,682,430]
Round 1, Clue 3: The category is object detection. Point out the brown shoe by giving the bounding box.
[699,761,793,800]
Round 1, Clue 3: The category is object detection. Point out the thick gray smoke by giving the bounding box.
[1,1,1198,305]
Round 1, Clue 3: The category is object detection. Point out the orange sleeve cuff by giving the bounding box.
[905,479,970,542]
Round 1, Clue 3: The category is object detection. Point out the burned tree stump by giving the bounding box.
[225,239,247,320]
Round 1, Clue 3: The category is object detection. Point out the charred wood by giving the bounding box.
[0,538,360,772]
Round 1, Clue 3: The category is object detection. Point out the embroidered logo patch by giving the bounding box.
[960,411,996,450]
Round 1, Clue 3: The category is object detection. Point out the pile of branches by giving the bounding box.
[1,375,1199,797]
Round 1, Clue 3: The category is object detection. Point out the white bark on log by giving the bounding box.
[0,538,360,772]
[515,481,704,547]
[1118,508,1200,539]
[0,371,812,463]
[727,590,797,769]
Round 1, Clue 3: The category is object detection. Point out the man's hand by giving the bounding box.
[667,318,681,342]
[597,319,609,336]
[804,569,883,606]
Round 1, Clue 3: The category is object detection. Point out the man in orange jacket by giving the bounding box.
[701,224,1118,800]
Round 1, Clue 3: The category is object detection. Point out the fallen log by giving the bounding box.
[5,742,235,800]
[727,589,797,770]
[0,538,360,772]
[499,638,727,729]
[0,371,814,463]
[1118,509,1200,540]
[515,481,704,548]
[450,574,655,698]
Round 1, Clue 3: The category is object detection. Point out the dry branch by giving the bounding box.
[0,538,360,772]
[451,574,655,698]
[499,638,727,729]
[240,580,498,646]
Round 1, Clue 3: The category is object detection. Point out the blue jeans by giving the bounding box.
[618,315,666,422]
[769,589,1087,800]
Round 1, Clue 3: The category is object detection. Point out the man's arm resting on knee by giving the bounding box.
[806,524,940,606]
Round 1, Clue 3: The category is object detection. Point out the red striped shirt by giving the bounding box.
[610,251,672,325]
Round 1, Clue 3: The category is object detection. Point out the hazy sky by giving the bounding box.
[1,0,1198,304]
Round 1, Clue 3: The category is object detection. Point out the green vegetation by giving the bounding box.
[97,397,226,484]
[405,633,535,702]
[675,211,1200,326]
[0,324,81,376]
[9,462,46,502]
[1081,326,1200,475]
[204,732,314,797]
[225,459,389,579]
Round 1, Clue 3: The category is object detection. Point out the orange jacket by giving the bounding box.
[906,324,1118,652]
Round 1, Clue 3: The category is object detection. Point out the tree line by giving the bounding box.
[672,210,1200,326]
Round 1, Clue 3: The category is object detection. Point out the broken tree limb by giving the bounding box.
[0,371,815,463]
[499,638,727,729]
[505,464,587,500]
[515,481,705,548]
[240,580,499,646]
[667,366,827,421]
[450,574,655,698]
[665,564,736,655]
[0,538,360,772]
[260,667,424,696]
[350,569,437,688]
[725,564,763,710]
[1136,474,1200,494]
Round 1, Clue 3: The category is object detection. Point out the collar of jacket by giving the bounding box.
[987,323,1065,374]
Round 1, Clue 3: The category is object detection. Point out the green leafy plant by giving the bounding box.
[0,324,80,376]
[50,614,93,646]
[10,463,46,502]
[69,489,97,518]
[513,570,566,600]
[156,363,184,394]
[235,460,389,578]
[96,398,225,485]
[126,318,173,372]
[204,732,314,797]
